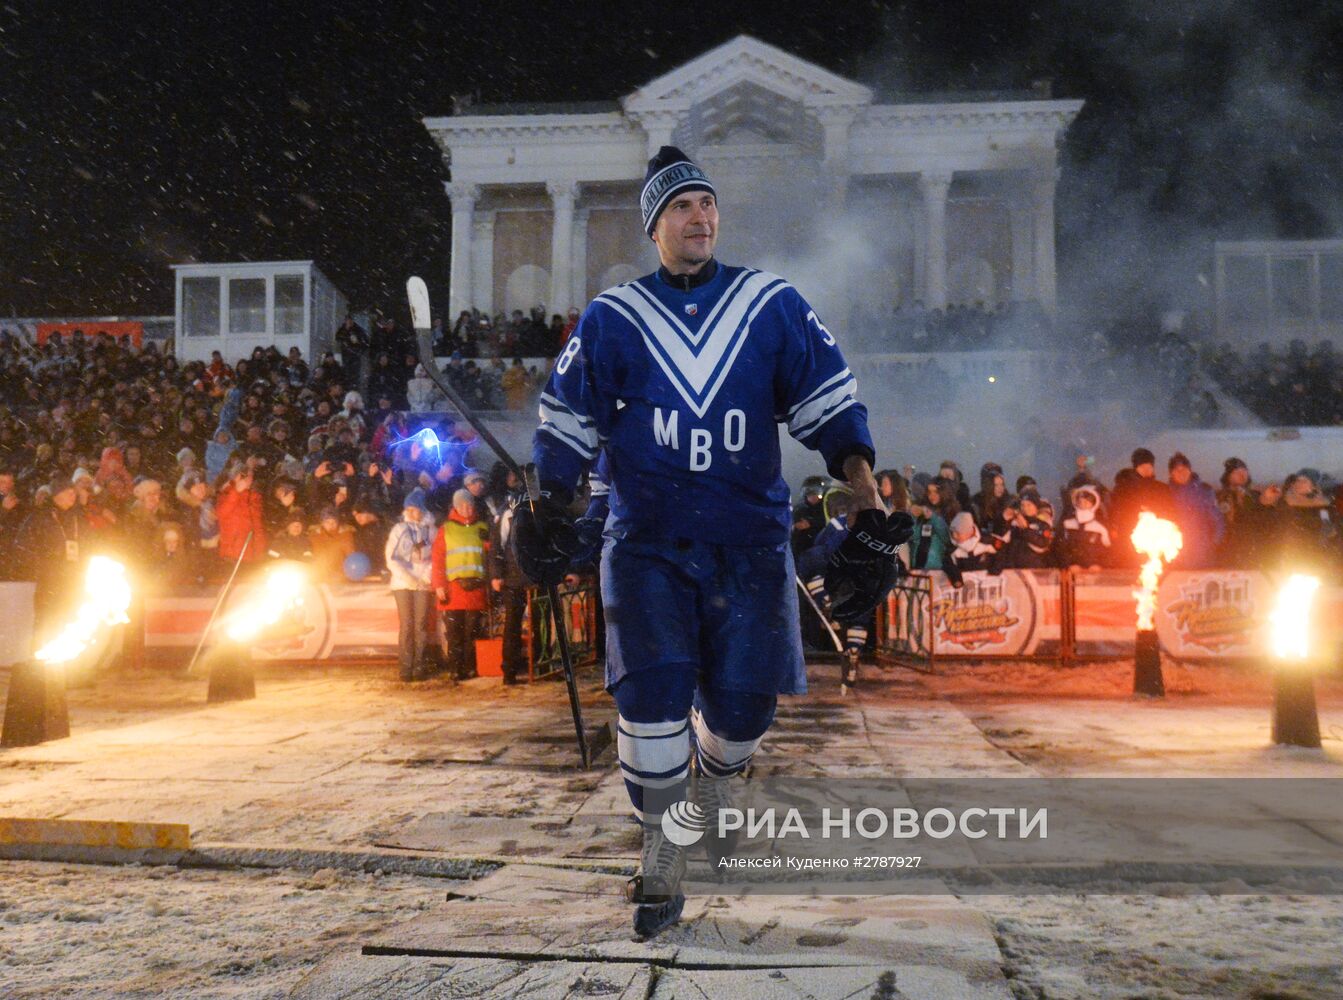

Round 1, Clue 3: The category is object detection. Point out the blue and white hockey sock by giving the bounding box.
[616,716,691,824]
[845,624,868,653]
[805,575,828,606]
[612,669,697,823]
[692,697,768,778]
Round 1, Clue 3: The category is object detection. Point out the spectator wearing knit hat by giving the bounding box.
[1108,447,1174,567]
[1167,452,1224,570]
[386,488,435,681]
[1001,487,1055,569]
[14,476,87,642]
[309,506,356,583]
[1216,458,1256,529]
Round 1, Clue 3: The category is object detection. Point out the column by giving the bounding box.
[816,108,855,213]
[1009,194,1035,302]
[919,171,952,311]
[471,212,496,317]
[547,180,578,317]
[629,109,685,158]
[1032,170,1058,314]
[446,181,479,320]
[571,208,590,310]
[910,189,926,304]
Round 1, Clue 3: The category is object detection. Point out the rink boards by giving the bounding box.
[886,569,1343,661]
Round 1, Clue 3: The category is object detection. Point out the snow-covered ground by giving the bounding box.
[982,892,1343,1000]
[0,862,457,1000]
[1,658,1340,999]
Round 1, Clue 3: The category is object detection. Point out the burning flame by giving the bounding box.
[223,565,307,642]
[1130,513,1183,631]
[35,556,132,665]
[1269,574,1320,661]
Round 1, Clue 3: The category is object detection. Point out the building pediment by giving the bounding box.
[623,35,872,116]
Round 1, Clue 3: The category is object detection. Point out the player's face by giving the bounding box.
[653,191,718,271]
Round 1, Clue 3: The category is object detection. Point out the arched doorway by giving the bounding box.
[503,265,551,316]
[598,263,640,291]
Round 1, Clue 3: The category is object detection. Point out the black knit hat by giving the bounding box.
[1131,447,1155,468]
[1221,456,1248,487]
[640,146,715,237]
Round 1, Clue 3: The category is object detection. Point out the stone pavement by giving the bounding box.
[0,660,1022,998]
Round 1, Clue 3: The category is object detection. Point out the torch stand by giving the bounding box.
[1272,670,1321,748]
[207,643,256,704]
[1133,629,1165,697]
[2,661,70,748]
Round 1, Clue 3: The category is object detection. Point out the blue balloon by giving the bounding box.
[343,552,372,582]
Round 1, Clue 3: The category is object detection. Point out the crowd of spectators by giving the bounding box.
[336,311,548,413]
[0,320,564,682]
[7,298,1343,680]
[845,300,1054,354]
[431,306,579,361]
[794,449,1343,586]
[1203,339,1343,427]
[0,326,527,592]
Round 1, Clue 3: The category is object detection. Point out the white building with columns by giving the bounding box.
[423,35,1082,328]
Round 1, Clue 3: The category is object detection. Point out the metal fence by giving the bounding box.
[875,573,935,670]
[525,582,600,679]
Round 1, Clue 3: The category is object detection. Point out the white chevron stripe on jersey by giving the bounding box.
[622,268,755,347]
[538,392,599,458]
[596,271,788,418]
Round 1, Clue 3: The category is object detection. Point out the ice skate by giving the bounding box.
[693,757,740,866]
[626,821,687,939]
[842,647,860,690]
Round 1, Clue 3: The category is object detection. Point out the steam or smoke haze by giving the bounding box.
[763,1,1343,494]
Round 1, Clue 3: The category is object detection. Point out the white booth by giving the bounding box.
[172,260,347,365]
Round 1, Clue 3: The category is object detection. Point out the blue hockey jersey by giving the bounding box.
[532,262,875,547]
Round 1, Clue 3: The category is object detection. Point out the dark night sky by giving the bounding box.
[3,0,1342,322]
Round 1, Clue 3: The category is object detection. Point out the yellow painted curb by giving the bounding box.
[0,817,190,851]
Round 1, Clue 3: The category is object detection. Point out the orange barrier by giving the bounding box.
[36,320,143,347]
[143,579,599,669]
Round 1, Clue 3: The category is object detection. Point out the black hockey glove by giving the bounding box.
[512,496,579,586]
[824,509,914,624]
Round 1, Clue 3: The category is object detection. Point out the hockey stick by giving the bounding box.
[185,530,253,677]
[406,278,591,769]
[795,574,844,653]
[523,463,590,769]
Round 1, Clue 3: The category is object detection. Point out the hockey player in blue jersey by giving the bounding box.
[797,491,875,686]
[514,146,911,938]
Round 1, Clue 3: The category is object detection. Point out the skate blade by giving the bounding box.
[633,893,685,939]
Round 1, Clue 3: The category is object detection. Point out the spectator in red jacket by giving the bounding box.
[215,462,267,565]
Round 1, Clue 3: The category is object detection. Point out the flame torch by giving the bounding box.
[1130,513,1183,697]
[207,562,309,704]
[1268,574,1323,748]
[2,556,132,748]
[34,556,133,665]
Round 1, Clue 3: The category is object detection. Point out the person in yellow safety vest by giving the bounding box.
[431,487,491,680]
